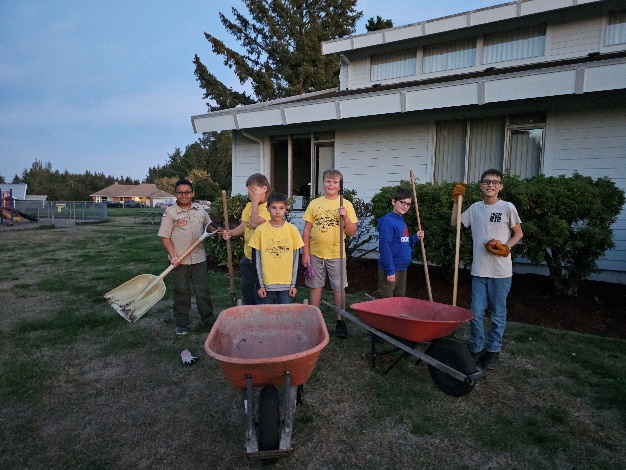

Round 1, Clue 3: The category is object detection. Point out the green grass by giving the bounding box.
[1,217,625,469]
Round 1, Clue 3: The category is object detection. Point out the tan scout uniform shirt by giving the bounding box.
[158,202,212,265]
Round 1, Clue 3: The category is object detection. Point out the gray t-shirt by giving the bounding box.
[461,199,521,278]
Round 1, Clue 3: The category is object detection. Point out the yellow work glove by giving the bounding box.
[485,240,510,257]
[452,182,466,203]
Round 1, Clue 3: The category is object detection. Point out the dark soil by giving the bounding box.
[211,257,626,339]
[345,258,626,339]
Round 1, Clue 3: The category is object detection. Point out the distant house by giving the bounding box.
[90,183,175,207]
[191,0,626,282]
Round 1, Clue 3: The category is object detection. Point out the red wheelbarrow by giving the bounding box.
[205,303,329,459]
[322,296,486,396]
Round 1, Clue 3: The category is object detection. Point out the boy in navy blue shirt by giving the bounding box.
[377,188,425,298]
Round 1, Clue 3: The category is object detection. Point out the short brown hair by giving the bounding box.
[245,173,270,193]
[392,188,412,202]
[322,169,343,180]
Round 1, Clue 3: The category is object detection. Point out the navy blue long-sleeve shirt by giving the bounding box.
[377,212,419,276]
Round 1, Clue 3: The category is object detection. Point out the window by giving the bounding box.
[370,49,416,81]
[483,24,546,64]
[434,114,543,183]
[606,10,626,46]
[506,114,545,179]
[423,38,476,73]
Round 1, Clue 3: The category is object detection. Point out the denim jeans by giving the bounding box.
[261,290,292,305]
[239,256,261,305]
[469,276,512,353]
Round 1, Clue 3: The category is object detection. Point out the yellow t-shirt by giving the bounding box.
[249,221,304,286]
[241,201,270,259]
[303,196,357,259]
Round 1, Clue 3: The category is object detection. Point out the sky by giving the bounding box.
[0,0,504,182]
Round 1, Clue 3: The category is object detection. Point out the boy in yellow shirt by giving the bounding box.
[302,169,358,338]
[249,193,304,304]
[222,173,271,304]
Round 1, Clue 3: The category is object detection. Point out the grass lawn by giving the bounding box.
[1,214,625,469]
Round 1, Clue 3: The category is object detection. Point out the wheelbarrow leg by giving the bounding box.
[244,375,258,454]
[279,371,298,452]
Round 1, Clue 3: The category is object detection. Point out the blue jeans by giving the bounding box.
[239,256,261,305]
[469,276,512,354]
[261,290,292,305]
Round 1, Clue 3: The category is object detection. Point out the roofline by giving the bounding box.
[191,52,626,134]
[321,0,604,56]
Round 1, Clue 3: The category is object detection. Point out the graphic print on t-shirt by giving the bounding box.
[490,212,502,223]
[401,226,409,243]
[314,209,339,233]
[265,237,290,258]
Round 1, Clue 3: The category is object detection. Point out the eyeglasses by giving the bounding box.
[396,200,412,207]
[481,180,502,186]
[176,191,193,196]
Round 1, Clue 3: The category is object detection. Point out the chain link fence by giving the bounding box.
[13,201,107,227]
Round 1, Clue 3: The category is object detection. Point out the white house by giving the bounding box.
[191,0,626,282]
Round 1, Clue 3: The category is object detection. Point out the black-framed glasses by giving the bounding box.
[176,191,193,196]
[397,200,412,207]
[481,180,502,186]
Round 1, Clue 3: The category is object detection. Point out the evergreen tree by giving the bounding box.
[365,16,393,32]
[193,0,362,111]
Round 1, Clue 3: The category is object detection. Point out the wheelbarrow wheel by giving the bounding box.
[258,385,280,451]
[426,339,477,397]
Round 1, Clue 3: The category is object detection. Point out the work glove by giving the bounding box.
[485,240,510,257]
[305,262,316,281]
[181,349,198,366]
[452,182,466,203]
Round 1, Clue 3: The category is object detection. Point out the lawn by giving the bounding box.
[1,214,625,469]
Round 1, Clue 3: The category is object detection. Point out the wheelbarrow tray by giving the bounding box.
[205,304,329,389]
[350,297,473,343]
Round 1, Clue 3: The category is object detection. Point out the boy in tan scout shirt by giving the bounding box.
[158,179,220,335]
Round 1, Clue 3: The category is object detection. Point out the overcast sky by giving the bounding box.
[0,0,503,182]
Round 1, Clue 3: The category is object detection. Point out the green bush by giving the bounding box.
[204,193,247,266]
[370,174,625,296]
[342,189,378,259]
[501,173,625,296]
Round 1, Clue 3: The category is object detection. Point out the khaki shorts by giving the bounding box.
[305,254,348,291]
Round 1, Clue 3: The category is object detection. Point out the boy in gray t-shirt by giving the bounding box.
[451,169,523,369]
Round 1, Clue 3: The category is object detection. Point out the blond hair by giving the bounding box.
[322,169,343,180]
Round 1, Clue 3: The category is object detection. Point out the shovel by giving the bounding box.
[105,223,218,323]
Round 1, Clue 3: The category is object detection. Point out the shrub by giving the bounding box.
[501,173,625,296]
[342,189,378,259]
[204,193,247,266]
[370,174,625,297]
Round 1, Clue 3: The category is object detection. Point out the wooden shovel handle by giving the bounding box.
[410,171,433,302]
[339,178,345,311]
[453,194,463,306]
[222,190,236,306]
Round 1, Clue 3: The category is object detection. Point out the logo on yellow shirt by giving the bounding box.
[314,209,339,233]
[265,239,289,258]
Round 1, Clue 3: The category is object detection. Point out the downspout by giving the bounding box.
[241,130,265,175]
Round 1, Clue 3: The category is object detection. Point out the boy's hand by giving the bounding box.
[302,254,310,268]
[289,287,297,297]
[417,230,424,239]
[452,182,466,203]
[338,206,347,217]
[387,274,396,283]
[258,287,267,298]
[221,229,231,240]
[248,186,264,204]
[485,240,510,257]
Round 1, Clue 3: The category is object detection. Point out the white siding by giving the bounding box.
[232,130,263,194]
[545,107,626,272]
[547,17,602,59]
[335,119,432,202]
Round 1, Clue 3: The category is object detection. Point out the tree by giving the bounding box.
[0,175,5,184]
[365,16,393,32]
[193,0,362,111]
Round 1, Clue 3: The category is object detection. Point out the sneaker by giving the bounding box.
[335,319,348,339]
[469,348,485,364]
[175,325,189,335]
[482,351,500,369]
